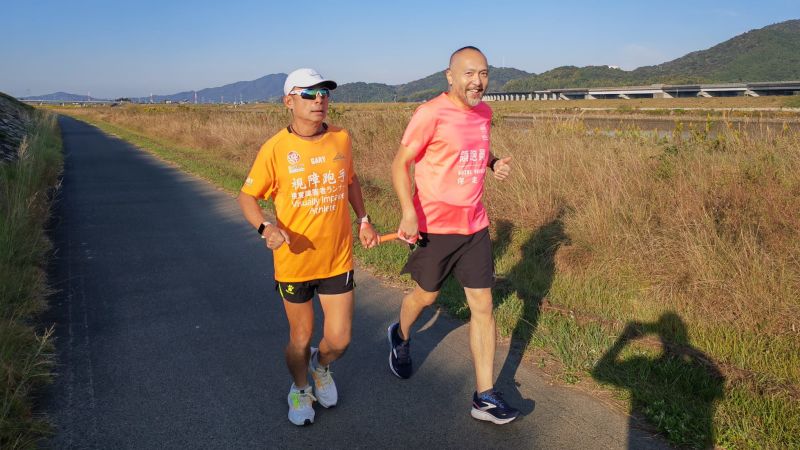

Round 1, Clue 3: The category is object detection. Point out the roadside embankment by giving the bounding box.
[0,93,63,448]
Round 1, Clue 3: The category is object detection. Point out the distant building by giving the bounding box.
[607,65,621,70]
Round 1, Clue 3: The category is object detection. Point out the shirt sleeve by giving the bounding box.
[241,143,277,199]
[400,104,436,157]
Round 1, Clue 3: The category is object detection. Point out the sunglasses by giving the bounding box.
[288,88,331,100]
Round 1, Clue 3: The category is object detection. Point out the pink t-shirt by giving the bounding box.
[401,93,492,235]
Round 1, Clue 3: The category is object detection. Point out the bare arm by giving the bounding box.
[391,144,420,242]
[348,175,378,248]
[236,193,289,250]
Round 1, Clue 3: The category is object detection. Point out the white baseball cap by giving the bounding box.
[283,68,337,95]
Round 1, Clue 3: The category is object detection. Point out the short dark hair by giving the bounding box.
[449,46,484,67]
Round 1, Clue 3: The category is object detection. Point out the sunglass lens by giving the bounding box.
[300,88,330,100]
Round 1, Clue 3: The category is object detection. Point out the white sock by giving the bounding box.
[292,383,311,392]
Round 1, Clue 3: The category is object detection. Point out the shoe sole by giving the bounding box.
[387,324,409,379]
[290,418,313,426]
[317,398,336,409]
[470,408,519,425]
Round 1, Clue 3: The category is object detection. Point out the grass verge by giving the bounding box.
[1,110,63,448]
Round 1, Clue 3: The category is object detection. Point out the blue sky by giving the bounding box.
[1,0,797,98]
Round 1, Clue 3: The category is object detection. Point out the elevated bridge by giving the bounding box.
[484,81,800,101]
[20,99,117,106]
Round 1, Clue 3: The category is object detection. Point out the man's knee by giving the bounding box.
[466,289,494,318]
[325,333,350,359]
[410,286,438,307]
[288,326,313,350]
[324,330,351,355]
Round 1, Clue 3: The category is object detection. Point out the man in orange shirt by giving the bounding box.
[238,68,378,426]
[388,47,519,424]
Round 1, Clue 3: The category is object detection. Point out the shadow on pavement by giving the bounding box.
[492,215,570,416]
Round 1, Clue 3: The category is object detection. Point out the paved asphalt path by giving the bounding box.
[41,116,671,449]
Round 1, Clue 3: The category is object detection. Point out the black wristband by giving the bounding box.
[257,222,269,235]
[489,157,500,172]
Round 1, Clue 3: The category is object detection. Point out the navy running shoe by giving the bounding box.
[470,390,520,425]
[387,322,412,379]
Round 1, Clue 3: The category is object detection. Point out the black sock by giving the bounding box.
[396,324,408,341]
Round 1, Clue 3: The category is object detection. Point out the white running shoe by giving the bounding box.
[287,384,316,426]
[309,347,338,408]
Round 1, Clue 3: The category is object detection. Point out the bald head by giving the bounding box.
[449,46,486,69]
[446,46,489,108]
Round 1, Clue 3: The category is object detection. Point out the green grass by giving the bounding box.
[784,95,800,108]
[0,111,62,448]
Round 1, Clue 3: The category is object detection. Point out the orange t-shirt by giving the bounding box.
[241,126,354,282]
[401,93,491,234]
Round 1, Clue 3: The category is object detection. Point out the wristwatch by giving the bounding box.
[257,221,271,238]
[357,215,371,224]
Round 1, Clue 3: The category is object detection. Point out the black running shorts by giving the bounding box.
[275,270,355,303]
[401,228,494,292]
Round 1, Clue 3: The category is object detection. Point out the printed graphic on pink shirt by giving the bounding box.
[401,93,492,235]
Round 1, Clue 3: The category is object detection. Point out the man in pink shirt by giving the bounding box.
[387,46,518,424]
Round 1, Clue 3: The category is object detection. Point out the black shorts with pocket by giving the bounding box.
[275,270,355,303]
[401,228,494,292]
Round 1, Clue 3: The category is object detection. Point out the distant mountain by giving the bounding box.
[133,73,287,103]
[504,19,800,91]
[21,91,107,102]
[333,82,397,102]
[635,19,800,83]
[333,66,534,102]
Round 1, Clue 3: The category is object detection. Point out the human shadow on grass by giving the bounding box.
[592,312,725,448]
[491,216,570,415]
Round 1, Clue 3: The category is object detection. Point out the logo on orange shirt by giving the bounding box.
[288,151,300,164]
